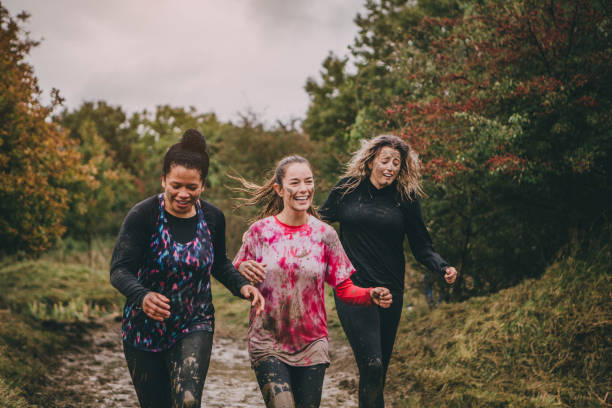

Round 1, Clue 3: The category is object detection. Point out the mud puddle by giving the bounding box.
[47,315,358,407]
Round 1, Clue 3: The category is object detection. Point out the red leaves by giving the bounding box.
[485,154,526,176]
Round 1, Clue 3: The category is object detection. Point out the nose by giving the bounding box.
[177,188,191,197]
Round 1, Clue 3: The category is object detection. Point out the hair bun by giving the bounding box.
[180,129,207,154]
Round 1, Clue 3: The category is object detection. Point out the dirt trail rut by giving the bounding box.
[47,316,358,407]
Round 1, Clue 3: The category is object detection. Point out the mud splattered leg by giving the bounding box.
[290,364,326,408]
[334,293,388,408]
[164,331,213,408]
[254,356,296,408]
[123,343,171,408]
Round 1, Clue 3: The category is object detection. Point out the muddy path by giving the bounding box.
[47,315,358,407]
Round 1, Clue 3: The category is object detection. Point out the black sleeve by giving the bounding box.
[319,178,349,223]
[403,197,449,278]
[109,198,154,307]
[203,201,249,297]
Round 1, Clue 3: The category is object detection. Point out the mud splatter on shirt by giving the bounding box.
[234,215,354,366]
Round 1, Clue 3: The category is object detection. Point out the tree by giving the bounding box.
[303,0,462,154]
[0,6,86,255]
[386,0,612,296]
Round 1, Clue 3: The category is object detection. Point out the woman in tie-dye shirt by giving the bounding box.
[232,155,393,408]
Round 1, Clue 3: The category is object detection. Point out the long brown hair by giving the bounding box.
[339,134,423,200]
[230,155,320,221]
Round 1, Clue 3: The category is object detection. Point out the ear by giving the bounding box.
[367,161,373,171]
[161,176,166,189]
[273,183,283,197]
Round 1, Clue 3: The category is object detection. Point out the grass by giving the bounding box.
[385,246,612,407]
[0,238,123,407]
[1,235,610,407]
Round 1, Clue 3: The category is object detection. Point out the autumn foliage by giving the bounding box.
[305,0,611,297]
[0,7,86,254]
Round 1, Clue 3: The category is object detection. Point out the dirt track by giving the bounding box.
[47,315,358,407]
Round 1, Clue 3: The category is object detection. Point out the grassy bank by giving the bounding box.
[0,239,122,407]
[386,247,611,407]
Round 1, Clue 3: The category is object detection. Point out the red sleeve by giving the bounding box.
[335,278,373,306]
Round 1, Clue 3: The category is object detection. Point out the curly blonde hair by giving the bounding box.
[339,134,423,200]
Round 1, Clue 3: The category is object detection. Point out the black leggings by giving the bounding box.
[123,330,213,408]
[334,290,403,408]
[253,356,327,408]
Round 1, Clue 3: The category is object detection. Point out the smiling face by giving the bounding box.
[161,165,204,218]
[274,162,314,214]
[368,146,401,189]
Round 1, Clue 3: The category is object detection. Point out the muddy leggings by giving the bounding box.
[334,290,403,408]
[253,356,327,408]
[123,330,213,408]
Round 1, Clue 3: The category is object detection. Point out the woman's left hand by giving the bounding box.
[240,285,265,316]
[444,266,458,284]
[370,287,393,308]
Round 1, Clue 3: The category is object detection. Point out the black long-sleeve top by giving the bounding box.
[319,178,448,292]
[110,195,249,307]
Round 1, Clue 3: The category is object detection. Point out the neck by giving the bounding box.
[276,208,309,226]
[369,175,383,190]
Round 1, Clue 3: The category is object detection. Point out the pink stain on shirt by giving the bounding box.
[233,216,356,355]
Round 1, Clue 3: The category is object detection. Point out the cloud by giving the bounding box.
[4,0,364,123]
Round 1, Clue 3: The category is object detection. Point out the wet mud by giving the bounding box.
[47,315,358,407]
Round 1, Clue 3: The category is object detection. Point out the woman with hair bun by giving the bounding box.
[110,129,264,408]
[319,134,458,408]
[232,155,392,408]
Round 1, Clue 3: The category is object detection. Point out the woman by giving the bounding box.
[232,155,393,408]
[110,129,264,408]
[319,134,458,408]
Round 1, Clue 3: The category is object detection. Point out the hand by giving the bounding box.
[238,260,267,284]
[240,285,265,317]
[370,287,393,309]
[142,292,171,321]
[444,266,458,284]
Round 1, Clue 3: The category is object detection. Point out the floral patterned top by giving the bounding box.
[111,194,248,352]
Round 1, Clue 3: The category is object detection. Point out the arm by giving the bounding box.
[109,202,152,307]
[335,278,372,305]
[335,279,393,307]
[403,197,450,278]
[233,226,267,284]
[207,204,251,297]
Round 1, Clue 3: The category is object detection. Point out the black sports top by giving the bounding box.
[319,178,448,292]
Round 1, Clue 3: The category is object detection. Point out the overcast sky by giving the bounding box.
[4,0,365,125]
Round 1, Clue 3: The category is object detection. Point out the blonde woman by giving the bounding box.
[319,134,458,408]
[233,155,392,408]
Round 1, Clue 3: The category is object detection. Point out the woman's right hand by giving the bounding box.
[370,287,393,309]
[238,260,267,284]
[142,292,171,321]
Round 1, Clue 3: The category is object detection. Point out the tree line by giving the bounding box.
[1,0,610,300]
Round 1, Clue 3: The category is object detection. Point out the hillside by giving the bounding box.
[386,248,611,407]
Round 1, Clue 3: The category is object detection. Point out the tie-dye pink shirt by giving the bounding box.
[233,215,355,365]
